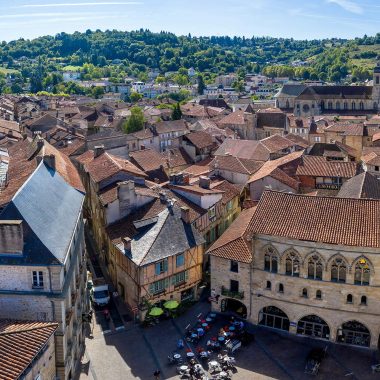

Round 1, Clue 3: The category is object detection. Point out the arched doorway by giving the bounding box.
[297,315,330,340]
[259,306,289,331]
[337,321,370,347]
[221,298,247,319]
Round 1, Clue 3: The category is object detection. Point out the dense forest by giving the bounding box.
[0,29,379,95]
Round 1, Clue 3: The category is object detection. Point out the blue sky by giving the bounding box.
[0,0,379,41]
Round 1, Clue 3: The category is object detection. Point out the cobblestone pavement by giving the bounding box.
[76,297,378,380]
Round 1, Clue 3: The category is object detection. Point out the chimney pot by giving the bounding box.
[159,191,167,203]
[199,175,211,189]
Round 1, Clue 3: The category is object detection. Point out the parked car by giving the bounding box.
[90,278,110,307]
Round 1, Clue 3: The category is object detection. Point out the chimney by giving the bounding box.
[117,181,135,202]
[159,191,167,203]
[181,206,190,224]
[122,237,131,252]
[94,145,105,158]
[199,175,211,189]
[0,221,23,255]
[43,154,56,170]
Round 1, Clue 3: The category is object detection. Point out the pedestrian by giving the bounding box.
[153,369,160,380]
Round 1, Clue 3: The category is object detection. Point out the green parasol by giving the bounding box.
[149,307,164,316]
[164,300,179,310]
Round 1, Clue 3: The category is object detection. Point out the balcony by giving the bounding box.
[221,286,244,300]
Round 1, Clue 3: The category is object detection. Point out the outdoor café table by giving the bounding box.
[229,326,235,331]
[180,365,188,371]
[202,323,208,328]
[234,321,240,326]
[210,313,216,319]
[206,318,212,323]
[186,352,195,358]
[174,353,181,360]
[218,336,225,343]
[191,333,198,339]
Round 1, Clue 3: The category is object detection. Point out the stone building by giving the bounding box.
[275,64,380,117]
[0,136,87,380]
[208,191,380,349]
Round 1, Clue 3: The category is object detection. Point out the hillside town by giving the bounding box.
[2,51,380,379]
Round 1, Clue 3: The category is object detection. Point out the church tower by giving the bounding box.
[372,58,380,108]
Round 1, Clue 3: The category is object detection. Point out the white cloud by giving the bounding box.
[15,2,142,8]
[326,0,363,14]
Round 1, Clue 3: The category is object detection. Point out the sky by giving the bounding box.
[0,0,379,41]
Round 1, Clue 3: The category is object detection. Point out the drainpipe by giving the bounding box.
[48,266,56,321]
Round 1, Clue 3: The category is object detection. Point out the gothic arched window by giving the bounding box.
[354,258,370,285]
[285,251,300,277]
[307,254,323,280]
[264,246,278,273]
[331,257,346,283]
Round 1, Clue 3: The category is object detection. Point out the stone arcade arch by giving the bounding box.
[297,315,330,340]
[337,321,370,347]
[259,306,290,331]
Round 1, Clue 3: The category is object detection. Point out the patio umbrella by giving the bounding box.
[149,307,164,317]
[164,300,179,310]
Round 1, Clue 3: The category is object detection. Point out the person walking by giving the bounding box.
[153,369,161,380]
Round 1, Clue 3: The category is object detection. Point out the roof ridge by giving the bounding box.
[235,157,250,174]
[105,152,123,170]
[0,322,58,336]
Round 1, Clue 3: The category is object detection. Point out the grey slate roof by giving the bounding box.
[115,204,204,266]
[337,172,380,199]
[275,84,307,98]
[0,162,84,265]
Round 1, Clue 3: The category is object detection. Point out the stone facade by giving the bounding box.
[211,233,380,349]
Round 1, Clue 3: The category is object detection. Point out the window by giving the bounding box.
[230,260,239,273]
[354,259,370,285]
[307,254,323,280]
[347,294,353,304]
[230,280,239,293]
[360,102,364,110]
[266,281,271,290]
[316,290,322,300]
[264,246,278,273]
[352,102,356,110]
[314,136,321,142]
[155,259,168,275]
[226,200,233,210]
[278,283,284,293]
[32,271,44,288]
[172,270,188,285]
[336,102,340,110]
[375,166,379,172]
[331,257,346,283]
[344,102,348,110]
[176,254,184,267]
[302,288,308,298]
[208,206,216,221]
[285,251,300,277]
[149,278,169,294]
[360,295,367,305]
[328,101,333,109]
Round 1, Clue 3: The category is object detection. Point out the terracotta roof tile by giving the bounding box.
[184,131,214,149]
[212,155,264,175]
[296,155,358,178]
[207,207,257,263]
[218,110,247,126]
[248,191,380,248]
[0,320,58,380]
[129,148,166,172]
[161,147,192,168]
[86,152,147,183]
[259,134,296,153]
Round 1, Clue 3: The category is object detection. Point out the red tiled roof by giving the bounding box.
[212,155,263,175]
[86,152,147,183]
[296,155,358,178]
[161,147,192,169]
[211,179,240,204]
[218,110,247,126]
[259,134,296,153]
[0,320,58,380]
[184,131,214,149]
[325,123,364,136]
[207,207,257,263]
[129,148,166,172]
[248,191,380,248]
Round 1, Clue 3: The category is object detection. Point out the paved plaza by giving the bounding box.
[76,297,379,380]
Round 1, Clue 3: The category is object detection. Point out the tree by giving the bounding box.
[130,91,143,102]
[197,74,205,95]
[172,102,182,120]
[123,106,145,133]
[90,86,105,99]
